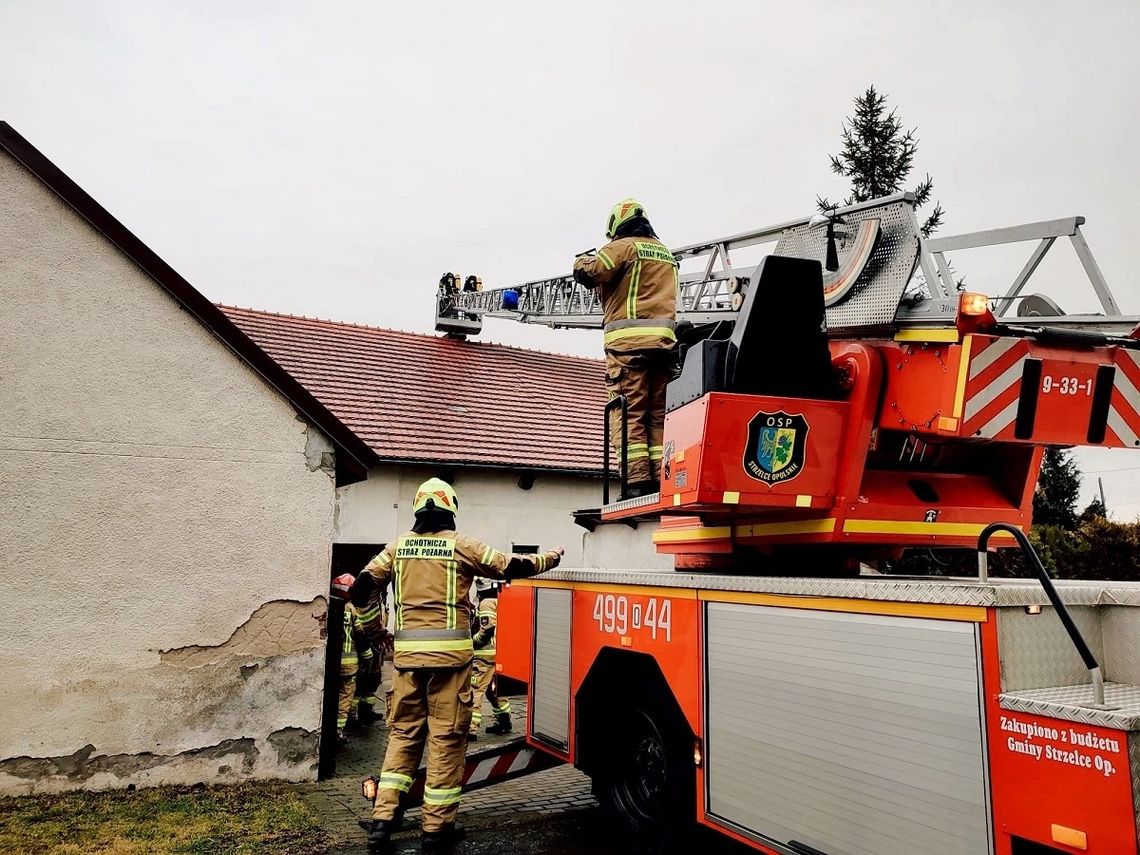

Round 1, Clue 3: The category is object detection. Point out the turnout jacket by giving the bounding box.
[358,531,560,670]
[472,598,498,661]
[341,603,371,669]
[573,236,678,353]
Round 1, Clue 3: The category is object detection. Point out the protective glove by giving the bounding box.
[349,571,376,608]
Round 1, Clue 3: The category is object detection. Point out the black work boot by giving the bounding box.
[346,715,367,734]
[421,822,465,854]
[364,819,395,855]
[486,713,512,735]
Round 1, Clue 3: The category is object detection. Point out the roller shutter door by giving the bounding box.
[705,602,991,855]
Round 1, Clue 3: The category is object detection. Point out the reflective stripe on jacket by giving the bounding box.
[573,237,678,353]
[341,604,361,667]
[359,531,560,670]
[473,598,497,660]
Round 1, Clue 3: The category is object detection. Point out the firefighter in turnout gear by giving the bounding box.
[573,198,678,498]
[351,478,563,855]
[332,574,368,741]
[349,627,376,730]
[468,579,511,739]
[354,592,389,726]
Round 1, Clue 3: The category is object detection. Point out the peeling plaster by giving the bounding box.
[301,419,336,477]
[159,598,326,668]
[0,739,257,784]
[0,725,320,792]
[266,727,319,769]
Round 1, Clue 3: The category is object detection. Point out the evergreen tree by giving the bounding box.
[1033,448,1082,529]
[1079,497,1107,524]
[818,85,945,236]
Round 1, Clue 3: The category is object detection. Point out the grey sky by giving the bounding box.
[3,0,1138,514]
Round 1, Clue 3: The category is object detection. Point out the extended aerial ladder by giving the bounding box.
[436,193,1133,336]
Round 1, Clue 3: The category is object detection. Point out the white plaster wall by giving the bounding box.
[0,151,336,793]
[336,465,671,570]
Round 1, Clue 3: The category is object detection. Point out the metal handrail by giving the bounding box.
[978,523,1105,708]
[602,395,629,505]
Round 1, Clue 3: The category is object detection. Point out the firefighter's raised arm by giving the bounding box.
[573,241,627,290]
[458,536,564,581]
[349,544,395,645]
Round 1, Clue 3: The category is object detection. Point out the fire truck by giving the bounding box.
[436,196,1140,854]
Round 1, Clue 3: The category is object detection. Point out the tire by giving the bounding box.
[595,700,695,852]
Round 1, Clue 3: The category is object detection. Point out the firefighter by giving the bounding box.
[351,478,563,855]
[348,632,376,730]
[354,589,390,726]
[332,573,367,742]
[573,198,678,498]
[468,579,511,739]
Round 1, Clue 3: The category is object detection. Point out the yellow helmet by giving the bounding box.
[412,478,459,515]
[605,198,646,239]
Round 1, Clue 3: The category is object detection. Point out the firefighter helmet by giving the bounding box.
[605,198,646,239]
[413,477,459,515]
[331,573,355,600]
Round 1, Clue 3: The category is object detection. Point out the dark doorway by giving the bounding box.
[317,542,385,780]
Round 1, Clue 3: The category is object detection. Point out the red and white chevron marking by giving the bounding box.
[961,336,1031,439]
[397,740,561,806]
[1109,350,1140,447]
[462,745,553,788]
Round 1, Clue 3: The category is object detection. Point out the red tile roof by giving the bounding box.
[221,306,606,474]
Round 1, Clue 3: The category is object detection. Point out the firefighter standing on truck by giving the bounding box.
[573,198,678,498]
[350,478,563,855]
[468,579,511,739]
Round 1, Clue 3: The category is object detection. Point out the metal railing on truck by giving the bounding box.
[977,522,1106,708]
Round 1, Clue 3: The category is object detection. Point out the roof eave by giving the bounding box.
[369,455,605,479]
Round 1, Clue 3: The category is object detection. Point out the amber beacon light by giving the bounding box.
[956,291,997,334]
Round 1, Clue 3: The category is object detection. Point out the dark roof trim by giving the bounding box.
[0,122,377,484]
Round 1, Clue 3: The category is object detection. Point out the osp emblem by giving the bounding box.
[744,411,808,485]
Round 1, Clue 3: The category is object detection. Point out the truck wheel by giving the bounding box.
[596,703,695,850]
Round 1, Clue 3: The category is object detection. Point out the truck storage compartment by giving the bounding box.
[704,602,991,854]
[531,587,572,751]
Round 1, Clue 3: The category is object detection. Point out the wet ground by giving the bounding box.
[346,807,753,854]
[297,682,750,855]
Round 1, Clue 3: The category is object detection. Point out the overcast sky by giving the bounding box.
[3,0,1138,516]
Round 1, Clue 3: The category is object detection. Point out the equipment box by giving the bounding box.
[662,391,847,511]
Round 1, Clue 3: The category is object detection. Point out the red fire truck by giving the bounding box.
[440,197,1140,854]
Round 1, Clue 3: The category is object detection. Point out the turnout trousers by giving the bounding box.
[373,663,473,831]
[337,663,358,734]
[469,658,509,728]
[355,653,383,717]
[605,348,674,485]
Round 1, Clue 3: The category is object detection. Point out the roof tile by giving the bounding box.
[221,306,606,473]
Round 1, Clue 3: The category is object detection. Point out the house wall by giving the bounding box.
[0,151,337,794]
[336,465,670,570]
